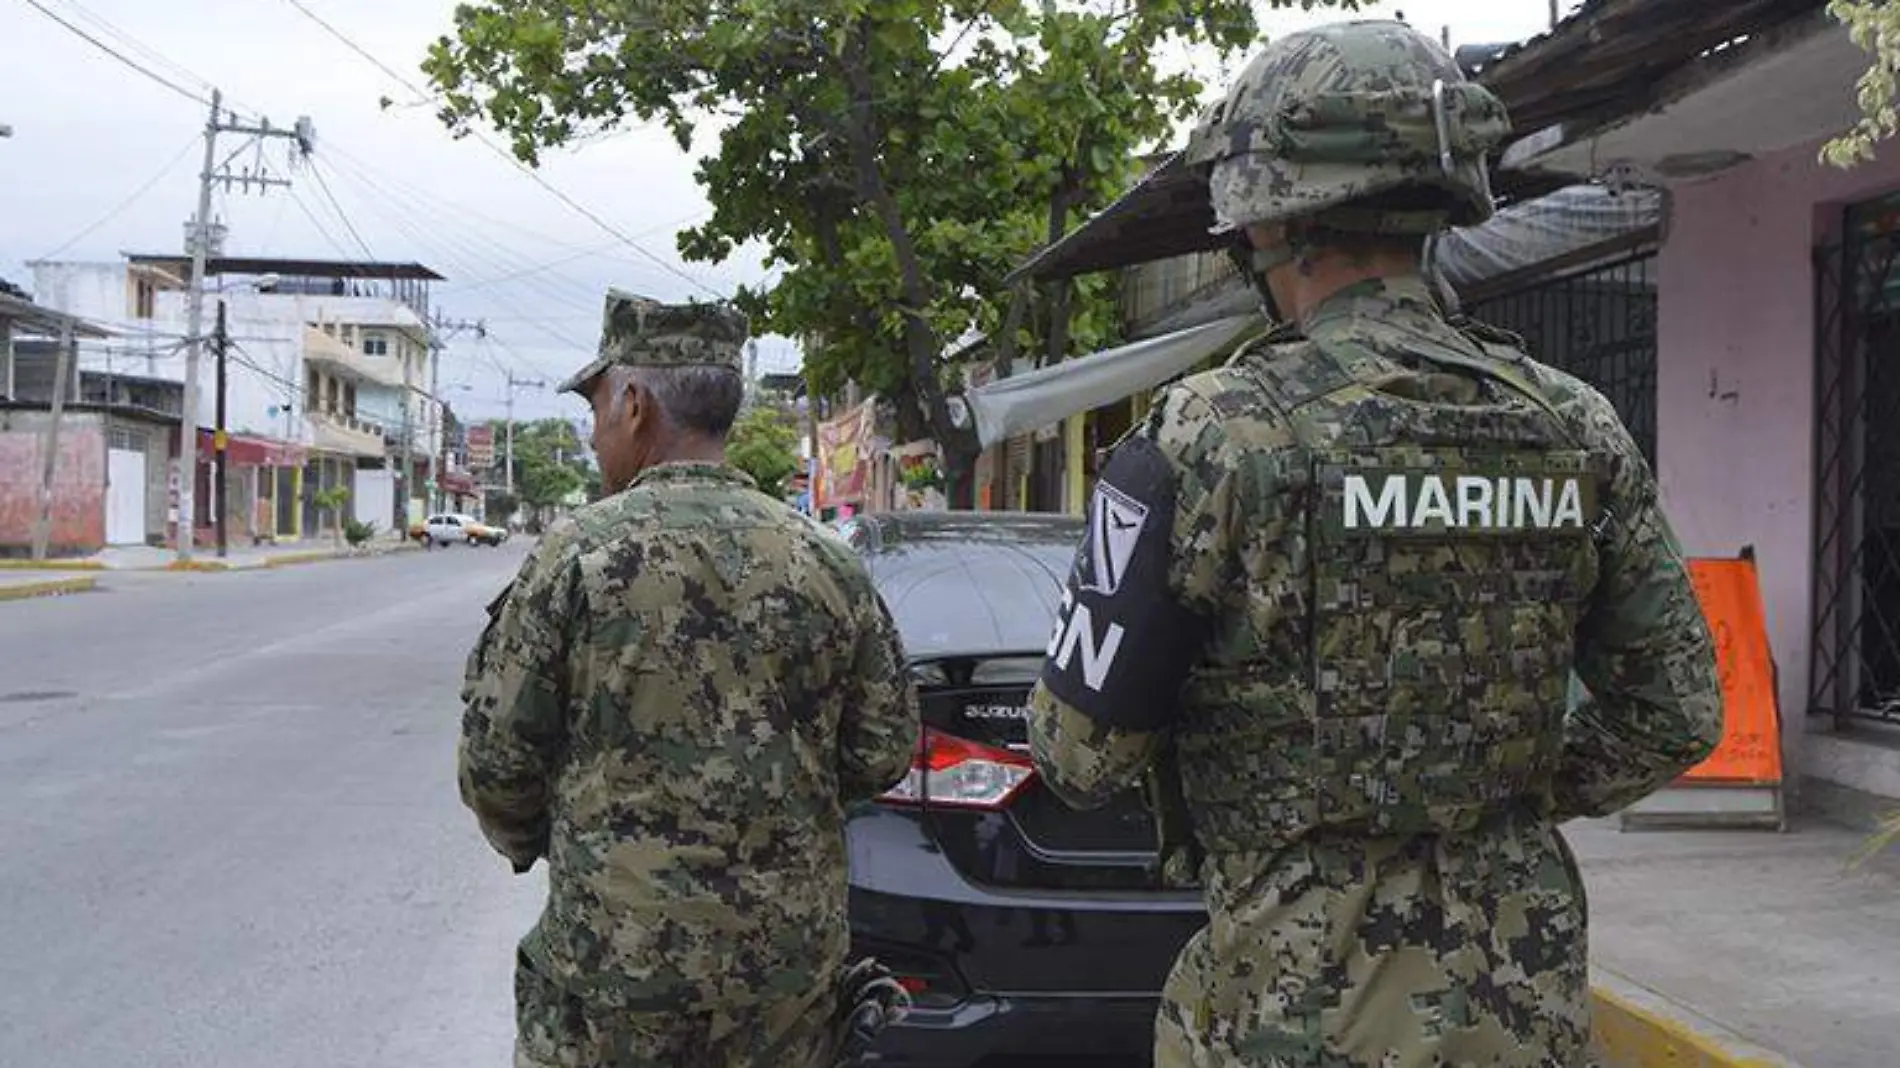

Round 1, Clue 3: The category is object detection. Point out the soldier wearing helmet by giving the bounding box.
[1025,20,1721,1067]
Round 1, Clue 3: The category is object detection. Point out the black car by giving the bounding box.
[839,510,1205,1067]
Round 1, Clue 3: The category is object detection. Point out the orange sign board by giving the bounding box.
[1680,557,1783,785]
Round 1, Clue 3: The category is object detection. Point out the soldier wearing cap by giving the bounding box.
[459,290,921,1067]
[1024,20,1721,1067]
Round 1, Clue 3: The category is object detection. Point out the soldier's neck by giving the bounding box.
[1274,253,1423,329]
[648,437,727,467]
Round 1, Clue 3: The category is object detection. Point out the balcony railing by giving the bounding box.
[303,327,404,388]
[307,409,387,457]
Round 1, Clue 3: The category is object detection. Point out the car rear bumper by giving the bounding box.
[848,807,1201,1066]
[863,992,1159,1067]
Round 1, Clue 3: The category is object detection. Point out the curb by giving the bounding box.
[0,576,98,602]
[1591,968,1803,1068]
[165,559,235,572]
[154,541,424,572]
[263,549,341,568]
[0,559,106,571]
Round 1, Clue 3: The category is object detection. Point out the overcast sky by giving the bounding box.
[1,0,1581,424]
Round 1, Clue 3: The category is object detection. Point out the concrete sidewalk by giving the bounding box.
[0,537,420,573]
[1572,815,1900,1068]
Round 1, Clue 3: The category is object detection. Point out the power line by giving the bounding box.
[285,185,361,262]
[441,210,713,294]
[502,159,725,299]
[20,0,210,105]
[271,0,727,299]
[38,134,201,260]
[311,151,595,359]
[274,0,429,105]
[227,342,305,396]
[47,0,220,100]
[307,159,377,261]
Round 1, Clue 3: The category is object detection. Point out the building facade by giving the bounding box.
[29,256,447,545]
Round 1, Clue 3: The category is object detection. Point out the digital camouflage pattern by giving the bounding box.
[461,461,921,1068]
[1184,20,1512,236]
[556,288,751,394]
[1028,275,1722,1066]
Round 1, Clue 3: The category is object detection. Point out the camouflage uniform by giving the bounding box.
[461,292,921,1068]
[1026,21,1722,1068]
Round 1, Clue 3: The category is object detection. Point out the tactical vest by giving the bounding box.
[1171,325,1606,856]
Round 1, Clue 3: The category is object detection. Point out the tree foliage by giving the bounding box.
[422,0,1357,495]
[727,403,803,496]
[1825,1,1900,167]
[495,418,590,513]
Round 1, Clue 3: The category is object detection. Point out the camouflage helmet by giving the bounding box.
[1183,20,1512,237]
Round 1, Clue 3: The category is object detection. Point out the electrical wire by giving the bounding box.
[318,148,605,318]
[37,135,202,260]
[274,0,431,106]
[307,159,378,262]
[281,165,574,394]
[227,341,306,397]
[441,210,713,294]
[285,185,363,262]
[270,0,727,298]
[19,0,210,105]
[42,0,232,104]
[310,154,595,360]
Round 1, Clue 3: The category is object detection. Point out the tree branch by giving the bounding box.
[839,16,966,456]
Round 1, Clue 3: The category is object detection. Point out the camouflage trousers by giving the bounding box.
[513,951,840,1068]
[1152,825,1595,1067]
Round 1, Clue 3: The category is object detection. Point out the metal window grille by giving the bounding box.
[1810,195,1900,726]
[1466,252,1659,464]
[107,426,149,452]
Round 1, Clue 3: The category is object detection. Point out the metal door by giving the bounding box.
[106,448,147,545]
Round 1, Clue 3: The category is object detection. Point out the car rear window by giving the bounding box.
[860,526,1080,660]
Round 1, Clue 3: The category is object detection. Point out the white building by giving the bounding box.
[28,255,446,542]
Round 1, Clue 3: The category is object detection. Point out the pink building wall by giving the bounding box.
[0,421,106,553]
[1657,135,1900,774]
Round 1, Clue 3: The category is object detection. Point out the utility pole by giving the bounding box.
[502,371,545,497]
[177,90,220,562]
[31,321,74,562]
[426,312,486,513]
[399,345,414,527]
[214,300,230,558]
[176,91,315,562]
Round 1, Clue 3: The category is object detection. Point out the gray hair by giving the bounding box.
[608,363,745,438]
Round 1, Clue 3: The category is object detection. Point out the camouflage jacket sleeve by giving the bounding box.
[1028,385,1232,810]
[1557,393,1723,820]
[458,529,582,870]
[835,579,922,803]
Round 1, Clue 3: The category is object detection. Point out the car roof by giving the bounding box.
[843,510,1084,660]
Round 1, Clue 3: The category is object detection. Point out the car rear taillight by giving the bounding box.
[878,728,1035,811]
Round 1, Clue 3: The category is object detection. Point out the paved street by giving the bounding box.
[0,543,539,1067]
[6,539,1900,1068]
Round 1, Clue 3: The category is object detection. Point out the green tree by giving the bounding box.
[1825,1,1900,167]
[312,485,351,548]
[484,488,520,524]
[502,418,592,520]
[422,0,1346,500]
[727,404,803,496]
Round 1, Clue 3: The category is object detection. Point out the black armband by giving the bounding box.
[1039,436,1202,730]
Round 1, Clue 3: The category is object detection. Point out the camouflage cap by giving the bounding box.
[1182,19,1512,235]
[557,288,750,395]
